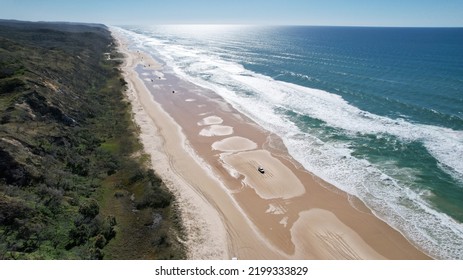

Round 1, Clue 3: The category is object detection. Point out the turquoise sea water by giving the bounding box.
[118,25,463,259]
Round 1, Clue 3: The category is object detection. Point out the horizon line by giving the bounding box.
[1,18,462,29]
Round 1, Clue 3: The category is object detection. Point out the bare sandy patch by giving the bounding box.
[199,125,233,137]
[197,115,223,126]
[221,150,305,199]
[291,208,385,259]
[212,136,257,152]
[137,52,161,70]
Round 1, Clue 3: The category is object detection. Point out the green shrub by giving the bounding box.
[78,199,99,220]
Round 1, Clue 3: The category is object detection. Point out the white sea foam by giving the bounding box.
[118,27,463,259]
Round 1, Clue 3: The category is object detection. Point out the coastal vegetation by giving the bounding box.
[0,20,184,259]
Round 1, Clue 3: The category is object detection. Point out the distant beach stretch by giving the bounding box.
[111,25,463,259]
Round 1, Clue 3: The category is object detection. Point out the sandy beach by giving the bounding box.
[111,28,430,260]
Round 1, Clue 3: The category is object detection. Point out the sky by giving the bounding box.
[0,0,462,27]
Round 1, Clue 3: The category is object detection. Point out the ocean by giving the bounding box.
[117,25,463,259]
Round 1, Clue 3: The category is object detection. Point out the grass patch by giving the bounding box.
[100,140,119,154]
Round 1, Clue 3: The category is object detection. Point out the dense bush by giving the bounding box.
[0,196,30,226]
[0,21,183,259]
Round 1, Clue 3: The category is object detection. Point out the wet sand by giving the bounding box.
[111,28,431,260]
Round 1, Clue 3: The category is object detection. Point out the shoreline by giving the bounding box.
[111,28,431,259]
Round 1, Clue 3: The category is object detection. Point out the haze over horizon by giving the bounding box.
[0,0,462,27]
